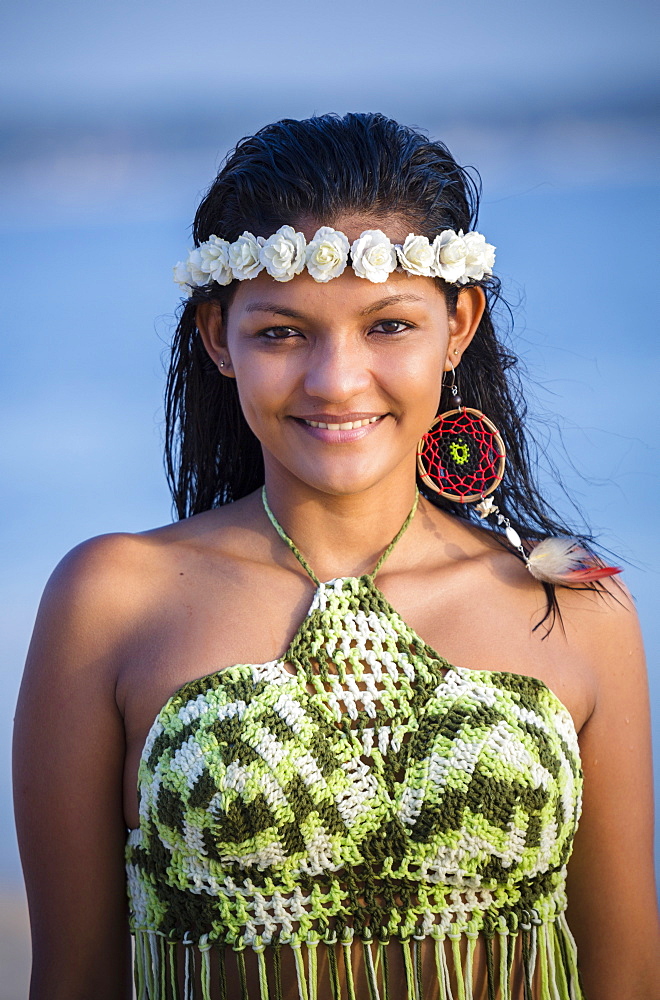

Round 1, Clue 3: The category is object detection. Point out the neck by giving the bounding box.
[261,461,420,582]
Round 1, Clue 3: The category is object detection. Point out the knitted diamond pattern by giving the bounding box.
[126,575,582,950]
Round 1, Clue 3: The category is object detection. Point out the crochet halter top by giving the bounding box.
[126,491,584,1000]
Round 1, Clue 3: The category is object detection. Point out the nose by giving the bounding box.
[302,337,372,402]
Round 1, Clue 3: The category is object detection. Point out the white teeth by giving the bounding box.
[303,415,382,430]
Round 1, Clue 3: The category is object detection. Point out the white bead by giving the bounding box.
[505,526,522,549]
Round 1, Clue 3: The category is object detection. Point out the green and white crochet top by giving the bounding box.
[126,490,584,1000]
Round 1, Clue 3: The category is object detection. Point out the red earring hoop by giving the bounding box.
[416,366,506,503]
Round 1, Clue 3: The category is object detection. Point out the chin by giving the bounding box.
[289,461,402,498]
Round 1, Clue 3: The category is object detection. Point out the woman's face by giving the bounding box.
[200,216,483,498]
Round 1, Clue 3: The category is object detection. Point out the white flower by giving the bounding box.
[433,230,469,283]
[462,231,496,282]
[228,232,265,280]
[199,235,233,286]
[305,227,350,282]
[173,260,193,295]
[186,248,211,287]
[259,225,307,282]
[350,230,397,283]
[397,234,434,276]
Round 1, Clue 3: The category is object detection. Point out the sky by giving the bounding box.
[1,0,659,900]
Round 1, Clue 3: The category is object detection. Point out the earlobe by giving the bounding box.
[446,286,486,368]
[195,301,233,375]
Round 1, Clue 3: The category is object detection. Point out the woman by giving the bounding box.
[14,113,658,999]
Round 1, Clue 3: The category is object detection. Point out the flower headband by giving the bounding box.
[173,226,495,294]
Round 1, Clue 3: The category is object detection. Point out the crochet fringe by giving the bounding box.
[133,916,584,1000]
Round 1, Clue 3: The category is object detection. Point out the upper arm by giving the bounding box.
[563,583,660,998]
[13,536,141,1000]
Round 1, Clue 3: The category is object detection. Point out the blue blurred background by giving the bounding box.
[1,0,658,993]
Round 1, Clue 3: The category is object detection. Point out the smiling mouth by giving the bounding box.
[300,415,384,430]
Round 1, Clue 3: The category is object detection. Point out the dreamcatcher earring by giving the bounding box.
[416,364,620,584]
[416,363,505,504]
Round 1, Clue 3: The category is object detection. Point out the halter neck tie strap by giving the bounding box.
[261,487,419,585]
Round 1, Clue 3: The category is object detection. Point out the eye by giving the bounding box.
[370,319,412,335]
[258,325,301,340]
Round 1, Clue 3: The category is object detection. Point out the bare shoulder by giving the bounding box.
[555,577,645,681]
[41,496,260,626]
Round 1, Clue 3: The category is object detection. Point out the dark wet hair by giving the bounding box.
[164,112,595,627]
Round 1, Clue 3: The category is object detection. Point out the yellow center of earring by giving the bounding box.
[449,440,470,465]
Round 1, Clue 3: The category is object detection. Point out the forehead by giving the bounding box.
[229,266,446,319]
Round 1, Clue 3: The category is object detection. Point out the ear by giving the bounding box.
[195,301,234,376]
[445,286,485,370]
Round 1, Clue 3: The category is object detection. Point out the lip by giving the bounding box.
[291,412,388,442]
[293,412,386,426]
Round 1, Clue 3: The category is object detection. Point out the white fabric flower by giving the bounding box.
[397,234,434,276]
[350,230,397,283]
[199,235,233,286]
[433,230,469,283]
[185,248,211,287]
[259,225,307,282]
[173,260,193,295]
[228,232,265,280]
[305,227,350,282]
[462,231,496,282]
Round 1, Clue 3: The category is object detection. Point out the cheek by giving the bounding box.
[394,344,446,414]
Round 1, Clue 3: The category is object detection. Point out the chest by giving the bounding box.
[118,560,596,831]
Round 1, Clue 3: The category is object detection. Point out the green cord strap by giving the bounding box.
[168,940,178,1000]
[363,939,380,1000]
[255,941,270,1000]
[521,929,533,1000]
[199,937,212,1000]
[538,922,550,1000]
[182,944,189,1000]
[433,936,447,1000]
[261,486,419,585]
[292,941,309,1000]
[135,931,145,1000]
[379,941,390,1000]
[413,939,424,1000]
[450,933,465,1000]
[327,942,341,1000]
[343,939,357,1000]
[498,923,510,1000]
[557,912,582,992]
[307,939,319,1000]
[465,932,477,1000]
[218,946,228,1000]
[401,939,415,999]
[158,934,167,998]
[272,943,283,1000]
[261,489,321,586]
[371,489,419,579]
[485,933,496,1000]
[149,933,159,999]
[237,949,249,1000]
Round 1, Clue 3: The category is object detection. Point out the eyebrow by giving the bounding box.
[244,293,426,319]
[359,294,426,315]
[244,302,307,319]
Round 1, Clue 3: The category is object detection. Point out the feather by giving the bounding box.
[526,537,621,585]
